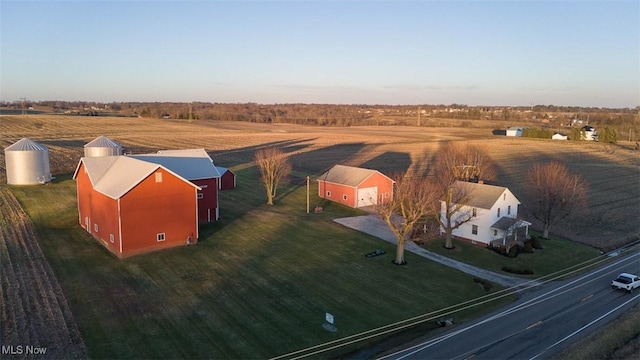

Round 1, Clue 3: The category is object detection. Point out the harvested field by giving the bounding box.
[1,114,638,249]
[0,186,87,359]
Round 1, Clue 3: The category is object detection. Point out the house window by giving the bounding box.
[472,225,478,235]
[472,208,477,217]
[155,172,163,182]
[343,194,348,200]
[494,229,498,236]
[197,193,204,199]
[497,208,501,217]
[503,193,506,201]
[157,233,165,242]
[326,191,331,197]
[110,234,114,243]
[94,224,98,232]
[508,205,511,215]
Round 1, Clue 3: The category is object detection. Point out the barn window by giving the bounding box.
[384,192,390,198]
[94,224,98,232]
[155,172,163,183]
[472,208,477,217]
[157,233,165,242]
[508,205,511,215]
[343,194,348,201]
[110,234,114,243]
[472,225,478,235]
[326,191,331,197]
[197,193,203,199]
[497,208,501,217]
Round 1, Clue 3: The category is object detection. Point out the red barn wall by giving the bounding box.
[119,170,198,257]
[317,181,357,208]
[193,178,219,222]
[360,173,394,204]
[220,170,236,190]
[76,163,121,254]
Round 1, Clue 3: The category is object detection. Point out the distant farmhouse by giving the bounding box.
[441,181,530,247]
[317,165,394,208]
[74,145,222,258]
[506,127,523,137]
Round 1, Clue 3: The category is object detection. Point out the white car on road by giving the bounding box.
[611,273,640,293]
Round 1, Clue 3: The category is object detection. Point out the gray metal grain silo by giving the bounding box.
[84,136,122,157]
[4,138,52,185]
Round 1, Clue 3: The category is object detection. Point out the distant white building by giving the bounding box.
[506,127,523,137]
[581,126,598,141]
[552,133,568,140]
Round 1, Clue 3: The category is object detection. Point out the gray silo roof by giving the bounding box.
[84,136,121,148]
[4,138,48,151]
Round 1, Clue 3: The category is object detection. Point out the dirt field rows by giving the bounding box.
[0,186,87,359]
[1,115,638,249]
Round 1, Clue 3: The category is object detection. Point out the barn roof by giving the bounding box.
[317,165,390,187]
[130,154,221,180]
[5,138,48,151]
[156,148,211,159]
[454,181,519,209]
[74,156,200,199]
[85,135,121,148]
[216,166,232,175]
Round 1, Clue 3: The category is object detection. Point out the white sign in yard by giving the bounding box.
[325,312,334,325]
[322,312,337,332]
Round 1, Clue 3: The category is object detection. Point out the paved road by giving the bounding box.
[379,251,640,360]
[334,215,535,288]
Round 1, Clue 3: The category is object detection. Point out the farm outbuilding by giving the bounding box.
[506,127,523,137]
[73,156,200,258]
[4,138,52,185]
[216,167,236,190]
[317,165,394,208]
[552,133,568,140]
[131,149,221,223]
[84,136,122,157]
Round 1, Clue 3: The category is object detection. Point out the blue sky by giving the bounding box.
[1,1,638,107]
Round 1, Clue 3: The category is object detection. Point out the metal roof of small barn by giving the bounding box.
[5,138,48,151]
[454,181,518,209]
[317,165,389,187]
[130,154,221,180]
[85,135,121,148]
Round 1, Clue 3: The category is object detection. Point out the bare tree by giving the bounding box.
[526,162,588,238]
[434,143,496,249]
[378,173,438,264]
[254,146,292,205]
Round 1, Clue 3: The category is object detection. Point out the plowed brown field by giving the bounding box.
[1,115,638,250]
[0,186,88,359]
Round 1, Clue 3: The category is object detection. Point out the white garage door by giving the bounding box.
[357,187,378,207]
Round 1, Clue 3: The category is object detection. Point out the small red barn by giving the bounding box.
[216,166,236,190]
[317,165,394,208]
[73,156,199,258]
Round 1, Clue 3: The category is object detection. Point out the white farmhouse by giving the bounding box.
[440,181,531,246]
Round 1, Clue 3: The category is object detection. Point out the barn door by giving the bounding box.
[357,187,378,207]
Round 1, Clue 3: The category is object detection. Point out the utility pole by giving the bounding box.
[417,106,421,127]
[20,97,27,115]
[306,176,310,213]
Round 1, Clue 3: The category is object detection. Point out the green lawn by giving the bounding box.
[8,170,514,359]
[422,234,602,278]
[8,166,606,359]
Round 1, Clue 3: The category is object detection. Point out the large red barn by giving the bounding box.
[134,149,221,222]
[73,156,200,258]
[317,165,394,208]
